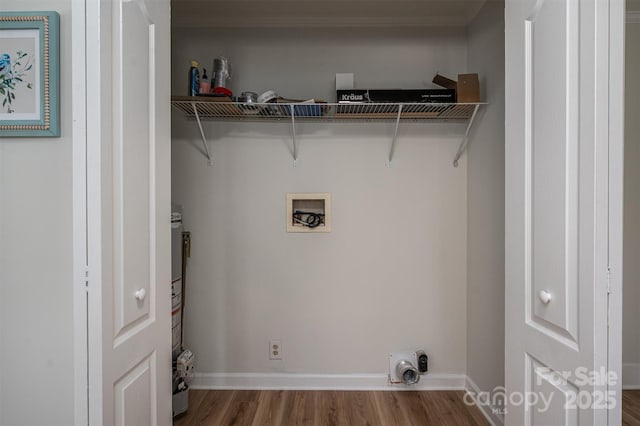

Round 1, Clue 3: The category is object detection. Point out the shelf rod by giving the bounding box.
[387,104,403,166]
[453,104,481,168]
[191,102,213,166]
[291,104,298,165]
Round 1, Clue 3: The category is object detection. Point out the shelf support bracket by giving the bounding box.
[290,104,298,166]
[387,104,403,167]
[453,104,481,167]
[192,102,213,166]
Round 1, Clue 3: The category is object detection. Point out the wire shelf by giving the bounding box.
[170,96,485,166]
[171,97,481,122]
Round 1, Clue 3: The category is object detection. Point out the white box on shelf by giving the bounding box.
[335,73,354,90]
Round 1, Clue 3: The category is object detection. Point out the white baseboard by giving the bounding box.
[464,376,504,426]
[623,363,640,389]
[190,372,466,391]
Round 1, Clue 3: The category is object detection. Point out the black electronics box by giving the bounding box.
[337,89,456,103]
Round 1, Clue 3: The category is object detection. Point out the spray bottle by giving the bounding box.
[199,68,211,94]
[188,60,200,96]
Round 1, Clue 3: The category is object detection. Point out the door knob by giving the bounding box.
[538,290,552,305]
[134,288,146,301]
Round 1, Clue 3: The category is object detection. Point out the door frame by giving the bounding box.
[69,1,626,425]
[71,0,88,423]
[607,2,626,425]
[595,1,625,425]
[72,0,111,423]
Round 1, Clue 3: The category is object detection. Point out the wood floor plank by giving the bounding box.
[219,400,258,426]
[431,391,488,426]
[419,390,453,424]
[219,391,260,426]
[282,391,316,425]
[372,391,405,426]
[395,391,438,425]
[342,391,382,426]
[623,390,640,426]
[173,389,207,426]
[314,391,347,426]
[252,389,293,426]
[192,389,236,425]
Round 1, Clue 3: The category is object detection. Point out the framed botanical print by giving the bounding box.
[0,11,60,137]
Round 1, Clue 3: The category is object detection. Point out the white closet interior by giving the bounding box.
[170,1,505,422]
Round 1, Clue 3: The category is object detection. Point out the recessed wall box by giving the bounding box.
[286,192,331,233]
[389,351,422,385]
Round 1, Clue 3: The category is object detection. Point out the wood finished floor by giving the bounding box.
[173,390,490,426]
[172,389,640,425]
[624,390,640,425]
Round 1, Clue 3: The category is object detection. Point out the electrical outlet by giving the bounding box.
[269,339,282,360]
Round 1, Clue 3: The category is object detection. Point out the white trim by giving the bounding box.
[464,376,503,426]
[190,372,466,391]
[608,0,625,424]
[85,0,106,423]
[594,1,613,425]
[72,0,88,424]
[627,11,640,23]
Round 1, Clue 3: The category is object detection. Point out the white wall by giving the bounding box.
[623,21,640,384]
[0,1,74,425]
[171,28,470,383]
[466,1,505,422]
[171,27,467,101]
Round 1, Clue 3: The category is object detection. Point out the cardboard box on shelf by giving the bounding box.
[432,74,457,90]
[456,73,480,103]
[432,73,480,103]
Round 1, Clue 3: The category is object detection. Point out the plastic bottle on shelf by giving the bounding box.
[199,68,211,94]
[188,60,200,97]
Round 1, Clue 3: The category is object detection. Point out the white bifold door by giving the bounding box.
[85,0,172,424]
[505,0,623,425]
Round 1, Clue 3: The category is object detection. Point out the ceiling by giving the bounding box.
[171,0,490,28]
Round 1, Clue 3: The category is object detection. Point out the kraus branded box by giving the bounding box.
[336,89,456,103]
